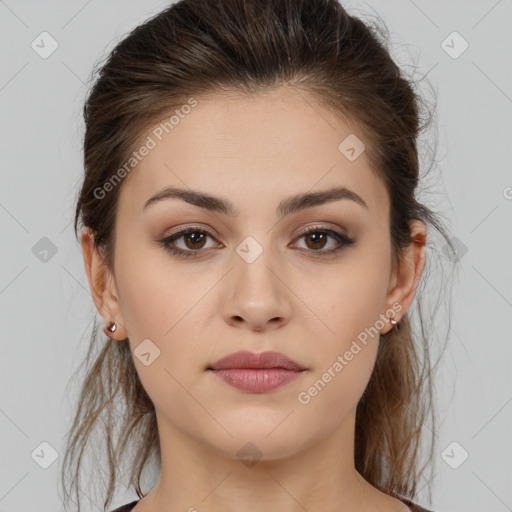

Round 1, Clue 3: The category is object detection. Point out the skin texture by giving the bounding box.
[81,87,426,512]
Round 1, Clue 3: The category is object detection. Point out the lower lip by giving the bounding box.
[209,368,304,392]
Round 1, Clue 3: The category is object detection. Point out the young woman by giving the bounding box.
[60,1,454,511]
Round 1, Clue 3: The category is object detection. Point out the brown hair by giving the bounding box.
[61,0,456,510]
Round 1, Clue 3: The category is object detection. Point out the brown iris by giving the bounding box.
[304,232,328,250]
[183,231,207,250]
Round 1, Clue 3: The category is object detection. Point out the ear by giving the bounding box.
[80,227,128,340]
[380,219,427,334]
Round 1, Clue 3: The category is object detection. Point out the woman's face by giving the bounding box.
[87,87,423,461]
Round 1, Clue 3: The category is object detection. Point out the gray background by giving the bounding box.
[0,1,511,511]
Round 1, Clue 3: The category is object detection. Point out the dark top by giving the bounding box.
[110,495,433,511]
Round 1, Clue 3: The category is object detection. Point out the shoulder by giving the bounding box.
[109,497,434,512]
[396,495,434,512]
[109,500,139,512]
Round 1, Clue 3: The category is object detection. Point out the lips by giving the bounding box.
[208,350,307,372]
[207,350,308,392]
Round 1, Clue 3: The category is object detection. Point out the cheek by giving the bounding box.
[313,251,390,347]
[300,246,388,409]
[296,305,381,435]
[114,236,193,339]
[114,242,211,380]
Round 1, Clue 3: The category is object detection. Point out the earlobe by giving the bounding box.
[80,227,127,340]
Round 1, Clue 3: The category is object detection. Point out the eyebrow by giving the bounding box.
[142,185,368,217]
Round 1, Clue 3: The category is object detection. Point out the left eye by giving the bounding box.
[159,226,355,258]
[295,227,353,252]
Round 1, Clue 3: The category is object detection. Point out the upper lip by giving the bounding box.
[208,350,307,371]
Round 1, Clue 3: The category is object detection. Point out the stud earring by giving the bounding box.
[104,321,117,338]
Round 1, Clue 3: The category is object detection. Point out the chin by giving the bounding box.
[199,421,313,463]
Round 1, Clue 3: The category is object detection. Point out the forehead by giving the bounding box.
[117,87,388,219]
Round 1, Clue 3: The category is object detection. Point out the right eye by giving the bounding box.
[159,226,222,258]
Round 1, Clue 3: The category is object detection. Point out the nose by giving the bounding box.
[221,250,292,332]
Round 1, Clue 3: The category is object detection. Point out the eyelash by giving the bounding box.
[158,225,355,259]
